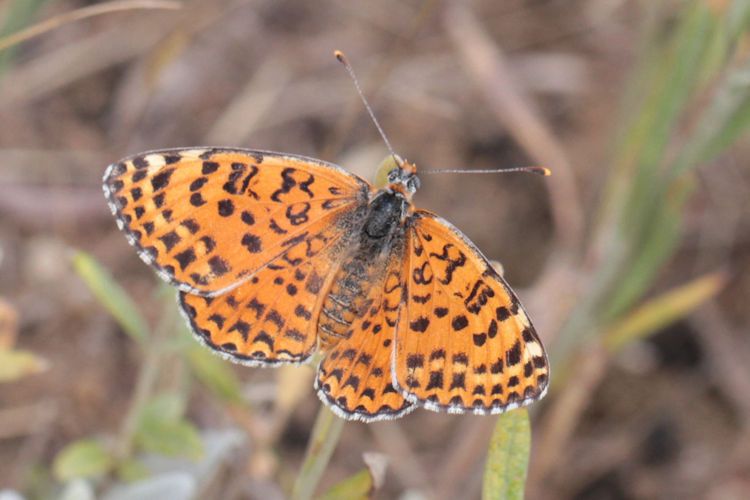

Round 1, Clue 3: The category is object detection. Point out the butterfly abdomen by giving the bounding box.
[318,190,408,350]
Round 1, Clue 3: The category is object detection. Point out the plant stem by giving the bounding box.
[114,292,177,460]
[290,406,345,500]
[115,341,161,459]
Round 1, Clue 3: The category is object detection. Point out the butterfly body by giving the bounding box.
[104,147,548,421]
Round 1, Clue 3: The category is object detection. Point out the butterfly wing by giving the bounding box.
[103,147,370,296]
[179,209,352,365]
[315,237,415,421]
[394,210,549,414]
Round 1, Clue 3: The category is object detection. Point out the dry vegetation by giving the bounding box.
[1,1,750,499]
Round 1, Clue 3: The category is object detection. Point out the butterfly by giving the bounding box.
[103,147,549,421]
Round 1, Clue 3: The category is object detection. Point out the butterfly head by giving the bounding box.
[375,155,420,198]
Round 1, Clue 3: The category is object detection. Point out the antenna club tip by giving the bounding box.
[536,167,552,176]
[334,50,348,65]
[525,166,551,176]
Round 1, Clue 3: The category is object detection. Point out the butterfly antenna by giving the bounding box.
[423,166,551,176]
[335,50,399,163]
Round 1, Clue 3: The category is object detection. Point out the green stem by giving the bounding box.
[290,406,345,500]
[115,293,177,459]
[115,341,161,459]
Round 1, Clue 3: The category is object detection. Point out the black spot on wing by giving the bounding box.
[410,317,430,332]
[131,169,147,182]
[190,192,206,207]
[153,192,165,208]
[132,156,148,169]
[150,168,175,191]
[506,340,522,366]
[242,233,262,253]
[406,354,424,369]
[496,307,511,321]
[181,219,200,234]
[218,199,234,217]
[426,371,443,390]
[189,177,208,191]
[202,161,220,174]
[252,331,274,350]
[175,248,196,270]
[208,256,230,276]
[451,315,468,331]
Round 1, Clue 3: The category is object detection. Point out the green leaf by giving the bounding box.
[620,4,715,231]
[135,393,203,459]
[482,409,531,500]
[317,469,372,500]
[317,453,386,500]
[71,250,149,345]
[603,175,693,321]
[138,393,186,423]
[53,439,114,481]
[604,270,728,352]
[116,459,150,482]
[673,52,750,175]
[0,348,48,381]
[135,418,203,459]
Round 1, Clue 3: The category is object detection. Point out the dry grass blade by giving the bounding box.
[604,270,729,352]
[0,21,174,107]
[0,0,181,53]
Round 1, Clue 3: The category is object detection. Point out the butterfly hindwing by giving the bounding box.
[394,210,549,414]
[103,147,370,296]
[179,209,354,364]
[315,236,415,421]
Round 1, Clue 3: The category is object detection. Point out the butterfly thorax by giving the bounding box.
[318,189,409,350]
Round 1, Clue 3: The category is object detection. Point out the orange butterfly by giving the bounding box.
[103,146,549,421]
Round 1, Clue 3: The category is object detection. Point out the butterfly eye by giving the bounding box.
[407,176,420,192]
[387,169,398,182]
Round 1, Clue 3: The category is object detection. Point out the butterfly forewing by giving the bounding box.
[103,148,370,296]
[394,211,549,414]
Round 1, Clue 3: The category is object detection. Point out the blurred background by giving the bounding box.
[1,1,750,499]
